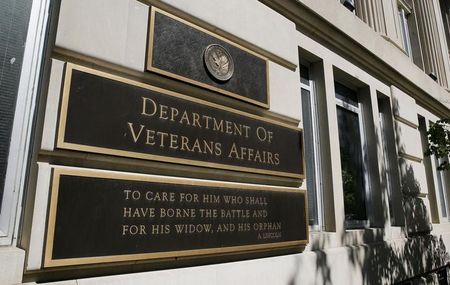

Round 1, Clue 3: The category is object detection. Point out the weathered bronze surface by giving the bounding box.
[148,8,269,108]
[44,168,308,267]
[57,64,304,179]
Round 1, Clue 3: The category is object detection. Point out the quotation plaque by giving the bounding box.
[44,168,308,267]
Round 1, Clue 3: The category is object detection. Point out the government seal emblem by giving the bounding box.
[204,44,234,81]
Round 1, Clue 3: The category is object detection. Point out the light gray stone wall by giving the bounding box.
[7,0,450,284]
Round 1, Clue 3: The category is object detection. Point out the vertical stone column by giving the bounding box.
[432,0,450,88]
[391,86,432,234]
[355,0,388,35]
[413,0,448,87]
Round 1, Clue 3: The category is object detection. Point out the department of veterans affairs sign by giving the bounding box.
[57,64,304,179]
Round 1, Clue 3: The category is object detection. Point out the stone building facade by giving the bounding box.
[2,0,450,284]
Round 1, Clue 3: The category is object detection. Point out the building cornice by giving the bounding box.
[260,0,450,118]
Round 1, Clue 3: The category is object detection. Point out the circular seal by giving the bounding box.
[203,44,234,81]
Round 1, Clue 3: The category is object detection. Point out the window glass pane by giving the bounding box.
[379,112,393,219]
[341,0,355,12]
[398,9,412,56]
[337,105,367,221]
[435,156,448,217]
[418,116,440,223]
[335,82,358,108]
[0,0,33,211]
[300,65,310,86]
[302,88,318,225]
[439,0,450,52]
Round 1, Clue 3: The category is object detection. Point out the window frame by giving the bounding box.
[0,0,50,245]
[335,85,371,229]
[379,109,394,218]
[397,0,413,57]
[340,0,356,13]
[439,0,450,54]
[300,64,324,231]
[434,155,450,220]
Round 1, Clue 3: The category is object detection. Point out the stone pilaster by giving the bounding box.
[356,0,388,34]
[413,0,448,87]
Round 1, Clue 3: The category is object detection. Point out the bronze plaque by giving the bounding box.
[147,7,269,108]
[57,64,304,179]
[44,168,308,267]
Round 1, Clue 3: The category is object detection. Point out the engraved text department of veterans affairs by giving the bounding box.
[58,64,304,178]
[204,44,234,81]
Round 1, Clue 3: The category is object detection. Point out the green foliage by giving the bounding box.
[425,119,450,170]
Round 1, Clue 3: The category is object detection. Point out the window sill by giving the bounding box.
[381,34,410,58]
[342,227,385,246]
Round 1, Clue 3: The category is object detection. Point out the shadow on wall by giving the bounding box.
[288,234,333,285]
[392,101,431,235]
[400,161,432,235]
[357,233,449,284]
[286,98,449,284]
[287,210,449,284]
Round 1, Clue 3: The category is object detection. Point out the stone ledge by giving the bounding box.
[0,247,25,285]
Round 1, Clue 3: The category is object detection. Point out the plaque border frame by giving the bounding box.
[44,167,309,267]
[146,7,270,109]
[57,63,305,179]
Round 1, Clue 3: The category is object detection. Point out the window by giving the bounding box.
[335,82,369,228]
[340,0,356,13]
[0,0,45,245]
[378,100,393,219]
[378,96,404,226]
[419,116,440,223]
[396,0,425,69]
[418,117,450,221]
[439,0,450,54]
[398,3,413,57]
[300,64,323,229]
[434,155,449,219]
[0,0,33,212]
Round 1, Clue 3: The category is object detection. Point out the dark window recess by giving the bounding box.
[341,0,356,12]
[398,7,412,57]
[302,89,318,225]
[406,3,425,70]
[418,116,441,223]
[439,0,450,53]
[429,72,438,81]
[335,82,359,108]
[300,64,318,225]
[378,98,394,223]
[435,155,448,218]
[335,83,368,225]
[436,267,448,285]
[337,106,367,222]
[0,0,33,211]
[300,65,310,86]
